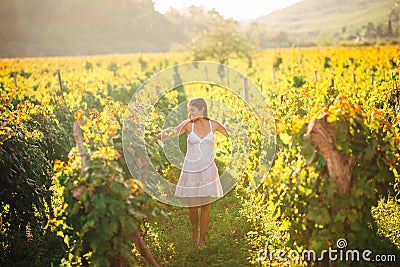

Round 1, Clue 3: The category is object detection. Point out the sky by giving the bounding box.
[153,0,303,20]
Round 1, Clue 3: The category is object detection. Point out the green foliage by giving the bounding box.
[2,0,400,58]
[85,61,93,71]
[273,56,283,71]
[371,196,400,249]
[50,100,161,266]
[238,188,290,265]
[52,156,150,266]
[292,75,307,88]
[108,62,118,73]
[265,94,400,263]
[0,100,71,264]
[189,17,256,66]
[2,45,400,266]
[247,44,400,265]
[145,91,183,184]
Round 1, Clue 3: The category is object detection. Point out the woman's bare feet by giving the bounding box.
[198,232,209,249]
[192,226,199,244]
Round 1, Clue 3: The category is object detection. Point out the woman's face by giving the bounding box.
[189,105,204,120]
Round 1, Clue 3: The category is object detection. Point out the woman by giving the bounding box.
[153,97,234,249]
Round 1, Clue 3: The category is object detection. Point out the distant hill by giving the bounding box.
[256,0,398,39]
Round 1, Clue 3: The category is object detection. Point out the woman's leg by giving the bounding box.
[199,196,211,248]
[188,198,199,242]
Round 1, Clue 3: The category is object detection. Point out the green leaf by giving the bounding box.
[309,207,331,225]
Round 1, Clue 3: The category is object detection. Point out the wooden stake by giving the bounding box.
[272,70,276,83]
[12,72,17,86]
[155,84,161,97]
[244,77,249,103]
[226,64,230,88]
[73,122,89,167]
[134,231,159,267]
[57,70,64,100]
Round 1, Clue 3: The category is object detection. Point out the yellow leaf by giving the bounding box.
[279,132,292,145]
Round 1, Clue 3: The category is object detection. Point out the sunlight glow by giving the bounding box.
[153,0,303,20]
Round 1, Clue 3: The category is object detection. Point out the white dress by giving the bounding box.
[174,120,224,198]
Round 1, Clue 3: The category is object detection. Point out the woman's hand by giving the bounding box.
[148,120,189,143]
[224,126,249,142]
[150,135,160,143]
[148,130,161,143]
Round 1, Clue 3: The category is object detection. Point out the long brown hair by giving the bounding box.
[188,97,209,121]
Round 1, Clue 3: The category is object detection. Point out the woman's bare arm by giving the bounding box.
[213,120,248,141]
[213,120,236,136]
[152,119,190,142]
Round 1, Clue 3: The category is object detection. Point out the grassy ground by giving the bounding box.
[135,189,400,267]
[138,189,254,267]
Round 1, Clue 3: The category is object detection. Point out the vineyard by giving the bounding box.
[1,46,400,266]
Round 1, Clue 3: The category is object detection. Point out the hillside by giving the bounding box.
[1,0,399,57]
[257,0,398,38]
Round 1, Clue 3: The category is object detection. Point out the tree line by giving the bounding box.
[1,0,399,58]
[1,0,183,57]
[0,0,311,58]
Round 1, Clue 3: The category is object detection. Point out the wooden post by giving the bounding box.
[314,70,318,83]
[12,72,17,86]
[155,84,160,97]
[244,77,249,103]
[134,232,159,267]
[353,72,357,84]
[371,73,375,85]
[73,122,89,167]
[331,77,335,88]
[280,93,285,104]
[226,64,230,88]
[272,70,276,83]
[57,70,64,100]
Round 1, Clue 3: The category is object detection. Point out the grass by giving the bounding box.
[135,188,400,267]
[137,189,254,266]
